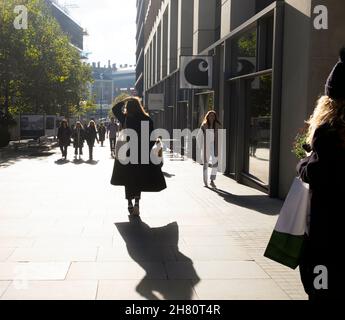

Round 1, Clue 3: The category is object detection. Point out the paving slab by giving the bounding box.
[0,146,308,299]
[97,280,198,300]
[0,262,70,281]
[67,262,167,280]
[1,280,97,300]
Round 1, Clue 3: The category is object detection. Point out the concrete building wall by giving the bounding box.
[230,0,256,30]
[193,0,217,54]
[177,0,194,65]
[308,0,345,115]
[168,0,178,73]
[279,0,345,198]
[279,0,312,198]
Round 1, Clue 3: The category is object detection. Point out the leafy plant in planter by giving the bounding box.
[0,111,17,148]
[292,127,311,160]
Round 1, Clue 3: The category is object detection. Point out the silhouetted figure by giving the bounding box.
[297,48,345,301]
[111,97,166,216]
[72,121,86,159]
[57,119,71,160]
[85,120,99,161]
[98,122,106,147]
[116,218,200,300]
[107,117,118,156]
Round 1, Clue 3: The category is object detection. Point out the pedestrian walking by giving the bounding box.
[297,48,345,301]
[198,111,222,188]
[152,136,164,168]
[110,97,167,216]
[72,121,85,159]
[57,119,72,160]
[98,122,106,147]
[107,117,118,157]
[85,120,99,161]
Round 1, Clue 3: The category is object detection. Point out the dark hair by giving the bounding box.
[125,97,149,117]
[75,121,84,129]
[202,110,221,128]
[60,119,69,128]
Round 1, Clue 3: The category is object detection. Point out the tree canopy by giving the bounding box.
[0,0,93,119]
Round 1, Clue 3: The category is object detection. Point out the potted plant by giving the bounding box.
[292,127,311,160]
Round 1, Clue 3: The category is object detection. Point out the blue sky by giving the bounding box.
[67,0,137,66]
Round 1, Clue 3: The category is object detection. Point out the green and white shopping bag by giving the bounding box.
[264,177,310,269]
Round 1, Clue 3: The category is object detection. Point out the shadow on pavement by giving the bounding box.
[0,150,55,168]
[209,187,281,216]
[72,158,85,165]
[54,159,70,165]
[85,160,99,165]
[115,217,200,300]
[163,171,175,178]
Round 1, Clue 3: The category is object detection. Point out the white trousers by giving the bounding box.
[203,153,218,184]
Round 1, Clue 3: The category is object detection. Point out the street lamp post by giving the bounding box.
[101,84,103,122]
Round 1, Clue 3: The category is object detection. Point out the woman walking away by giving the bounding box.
[107,117,118,157]
[98,122,106,147]
[72,121,85,160]
[57,119,71,160]
[199,111,222,188]
[297,48,345,301]
[111,97,166,216]
[85,120,99,161]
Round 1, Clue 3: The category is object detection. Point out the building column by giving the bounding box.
[161,8,169,78]
[168,0,178,74]
[157,23,162,82]
[193,0,217,54]
[177,0,194,65]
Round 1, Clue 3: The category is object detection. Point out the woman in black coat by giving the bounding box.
[72,121,86,159]
[85,120,99,161]
[297,49,345,300]
[111,97,166,216]
[98,122,106,147]
[57,119,72,160]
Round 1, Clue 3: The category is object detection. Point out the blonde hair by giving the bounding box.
[306,96,345,145]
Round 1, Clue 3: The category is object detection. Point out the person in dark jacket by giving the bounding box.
[98,122,106,147]
[297,48,345,301]
[57,119,72,160]
[85,120,99,161]
[72,121,86,159]
[111,96,167,216]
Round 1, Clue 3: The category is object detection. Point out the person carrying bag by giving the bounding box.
[264,176,310,269]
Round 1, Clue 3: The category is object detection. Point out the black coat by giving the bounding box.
[110,101,167,192]
[72,128,86,148]
[98,126,106,141]
[57,126,71,147]
[297,123,345,298]
[85,126,98,147]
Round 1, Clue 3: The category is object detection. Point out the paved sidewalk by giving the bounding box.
[0,144,307,300]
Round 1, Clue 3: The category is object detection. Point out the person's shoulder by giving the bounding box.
[314,123,336,139]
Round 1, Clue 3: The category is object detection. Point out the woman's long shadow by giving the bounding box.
[209,186,281,216]
[115,217,200,300]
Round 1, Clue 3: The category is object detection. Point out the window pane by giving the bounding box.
[246,74,272,185]
[232,28,257,77]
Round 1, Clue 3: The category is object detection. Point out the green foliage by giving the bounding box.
[109,93,131,117]
[238,30,257,57]
[0,0,92,118]
[292,129,308,160]
[70,100,97,117]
